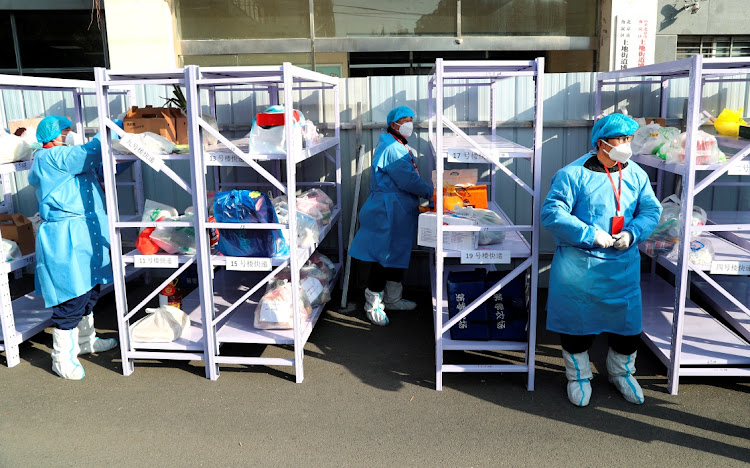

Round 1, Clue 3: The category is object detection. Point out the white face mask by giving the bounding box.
[64,131,81,146]
[601,140,632,163]
[396,121,413,138]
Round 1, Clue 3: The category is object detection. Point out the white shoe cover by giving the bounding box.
[51,328,85,380]
[365,288,389,326]
[607,349,645,405]
[77,313,118,355]
[563,350,593,407]
[383,281,417,311]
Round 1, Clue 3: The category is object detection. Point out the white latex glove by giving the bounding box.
[594,229,615,248]
[613,231,633,250]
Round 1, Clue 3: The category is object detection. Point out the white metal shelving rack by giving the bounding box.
[596,56,750,394]
[427,59,544,391]
[0,74,137,367]
[94,68,211,376]
[184,64,342,381]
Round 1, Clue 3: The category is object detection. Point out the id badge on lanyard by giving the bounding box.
[604,162,624,235]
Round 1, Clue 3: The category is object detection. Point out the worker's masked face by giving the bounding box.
[64,131,81,146]
[601,139,632,163]
[396,121,413,138]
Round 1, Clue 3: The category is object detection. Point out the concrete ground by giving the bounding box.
[0,280,748,467]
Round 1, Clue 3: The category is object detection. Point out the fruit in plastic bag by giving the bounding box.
[660,131,726,165]
[713,108,747,137]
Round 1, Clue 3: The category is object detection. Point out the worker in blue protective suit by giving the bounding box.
[541,113,662,407]
[349,105,433,326]
[29,115,119,380]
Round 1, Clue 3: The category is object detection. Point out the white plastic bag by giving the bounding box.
[253,282,313,329]
[150,212,196,255]
[631,123,680,156]
[666,236,715,265]
[0,129,34,164]
[1,239,21,262]
[141,199,179,226]
[113,131,176,155]
[659,130,726,165]
[453,206,507,245]
[130,305,189,342]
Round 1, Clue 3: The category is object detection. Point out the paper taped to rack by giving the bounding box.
[446,150,507,164]
[135,255,178,268]
[119,134,165,172]
[225,257,272,271]
[460,249,510,264]
[710,261,750,275]
[727,160,750,176]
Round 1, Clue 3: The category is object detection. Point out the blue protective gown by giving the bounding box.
[349,132,433,269]
[541,153,662,336]
[28,136,113,308]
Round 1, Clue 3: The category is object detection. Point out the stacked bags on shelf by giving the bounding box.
[642,195,715,265]
[631,120,726,165]
[136,200,196,255]
[272,188,334,251]
[254,252,337,330]
[247,105,322,155]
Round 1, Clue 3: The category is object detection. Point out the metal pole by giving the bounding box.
[309,0,316,71]
[435,58,445,391]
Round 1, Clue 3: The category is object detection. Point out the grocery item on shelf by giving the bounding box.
[452,206,506,245]
[713,108,747,137]
[297,188,333,225]
[308,252,337,284]
[123,105,188,144]
[253,281,313,330]
[0,214,34,255]
[0,129,34,164]
[214,189,283,258]
[417,212,479,250]
[130,305,189,342]
[657,130,726,165]
[1,238,21,262]
[150,212,196,255]
[267,252,336,306]
[666,236,715,266]
[643,196,708,257]
[248,105,305,155]
[631,123,680,156]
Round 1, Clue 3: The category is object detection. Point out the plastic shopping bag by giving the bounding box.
[214,190,283,257]
[713,108,747,137]
[248,105,305,155]
[0,129,34,164]
[1,239,21,262]
[453,206,507,245]
[130,305,189,342]
[631,123,680,156]
[254,281,313,330]
[150,212,196,255]
[659,131,726,165]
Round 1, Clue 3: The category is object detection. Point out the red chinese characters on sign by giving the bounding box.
[637,19,648,67]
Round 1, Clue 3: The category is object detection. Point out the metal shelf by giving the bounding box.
[0,294,51,350]
[707,211,750,251]
[429,134,533,163]
[640,275,750,374]
[204,136,339,165]
[642,233,750,274]
[692,276,750,343]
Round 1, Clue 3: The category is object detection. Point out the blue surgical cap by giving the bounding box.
[387,105,415,125]
[36,115,73,144]
[590,113,639,148]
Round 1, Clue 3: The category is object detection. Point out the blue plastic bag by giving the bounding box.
[213,190,285,257]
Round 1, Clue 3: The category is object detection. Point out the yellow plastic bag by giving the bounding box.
[714,108,747,136]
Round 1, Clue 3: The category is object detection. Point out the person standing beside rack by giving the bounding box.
[29,115,119,380]
[541,113,662,407]
[349,105,434,326]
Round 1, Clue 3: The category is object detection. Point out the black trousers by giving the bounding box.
[560,332,640,356]
[366,262,405,293]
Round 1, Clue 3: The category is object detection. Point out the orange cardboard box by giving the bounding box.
[123,106,188,144]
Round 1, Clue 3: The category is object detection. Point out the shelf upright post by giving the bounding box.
[0,246,19,367]
[282,63,304,383]
[668,54,704,395]
[94,67,133,375]
[334,81,343,279]
[527,57,545,391]
[435,58,445,391]
[184,65,219,380]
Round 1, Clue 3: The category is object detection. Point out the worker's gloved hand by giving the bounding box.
[593,229,615,248]
[613,231,632,250]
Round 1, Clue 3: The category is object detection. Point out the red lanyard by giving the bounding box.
[603,162,622,216]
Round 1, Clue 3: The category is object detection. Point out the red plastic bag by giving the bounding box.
[136,226,160,254]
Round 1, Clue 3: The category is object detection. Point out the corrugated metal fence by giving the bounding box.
[3,72,749,269]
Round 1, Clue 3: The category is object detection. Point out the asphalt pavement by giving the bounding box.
[0,281,748,467]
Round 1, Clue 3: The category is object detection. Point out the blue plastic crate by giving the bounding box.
[486,271,528,341]
[447,269,489,340]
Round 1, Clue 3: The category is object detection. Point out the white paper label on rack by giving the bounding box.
[727,160,750,176]
[446,150,506,164]
[709,261,750,275]
[119,135,165,172]
[225,257,272,271]
[13,161,30,171]
[301,277,324,303]
[260,300,290,324]
[134,255,178,268]
[460,249,511,264]
[207,153,247,166]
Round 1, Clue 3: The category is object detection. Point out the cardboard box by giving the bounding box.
[8,117,46,136]
[643,117,667,127]
[417,212,478,251]
[123,106,188,144]
[0,214,34,255]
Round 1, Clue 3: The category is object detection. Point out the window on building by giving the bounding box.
[676,36,750,59]
[0,9,108,78]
